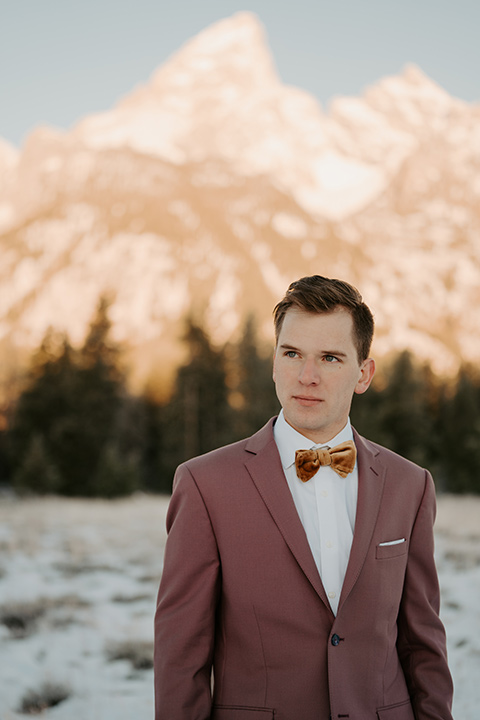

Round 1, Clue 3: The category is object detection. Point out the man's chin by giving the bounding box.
[285,413,327,440]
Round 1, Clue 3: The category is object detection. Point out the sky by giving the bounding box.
[1,0,479,148]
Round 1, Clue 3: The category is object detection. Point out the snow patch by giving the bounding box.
[0,203,16,233]
[295,152,386,219]
[0,495,477,719]
[271,212,308,239]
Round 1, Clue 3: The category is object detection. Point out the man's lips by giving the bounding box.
[293,396,323,406]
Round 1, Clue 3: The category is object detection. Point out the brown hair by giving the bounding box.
[273,275,374,363]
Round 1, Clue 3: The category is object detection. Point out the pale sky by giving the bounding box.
[1,0,479,147]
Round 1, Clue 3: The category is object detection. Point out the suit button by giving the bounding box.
[331,633,340,646]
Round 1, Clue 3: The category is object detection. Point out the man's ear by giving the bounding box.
[354,358,375,395]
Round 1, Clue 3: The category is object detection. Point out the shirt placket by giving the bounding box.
[315,468,341,614]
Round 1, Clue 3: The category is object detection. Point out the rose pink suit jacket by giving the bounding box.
[154,419,453,720]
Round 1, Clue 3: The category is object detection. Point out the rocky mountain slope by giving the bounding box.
[1,12,479,392]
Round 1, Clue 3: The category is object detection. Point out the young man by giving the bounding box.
[154,276,453,720]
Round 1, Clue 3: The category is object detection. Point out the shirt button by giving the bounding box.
[321,490,328,497]
[328,591,336,599]
[326,540,333,548]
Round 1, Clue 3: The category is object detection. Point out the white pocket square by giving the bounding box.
[379,538,406,546]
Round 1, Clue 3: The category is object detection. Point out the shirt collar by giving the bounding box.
[274,409,354,470]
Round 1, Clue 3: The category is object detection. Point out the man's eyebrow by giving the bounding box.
[324,350,347,357]
[279,343,299,350]
[278,343,347,357]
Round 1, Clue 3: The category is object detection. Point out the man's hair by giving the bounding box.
[273,275,374,363]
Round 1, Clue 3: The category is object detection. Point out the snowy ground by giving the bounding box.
[0,493,478,719]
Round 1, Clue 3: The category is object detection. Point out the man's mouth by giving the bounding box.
[293,396,323,406]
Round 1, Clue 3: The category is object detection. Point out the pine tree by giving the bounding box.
[441,366,480,493]
[161,319,231,486]
[352,352,434,468]
[350,378,384,442]
[139,395,166,492]
[80,296,123,380]
[232,315,279,438]
[95,443,140,498]
[384,352,434,466]
[9,334,78,492]
[63,297,124,495]
[12,434,60,495]
[8,297,139,497]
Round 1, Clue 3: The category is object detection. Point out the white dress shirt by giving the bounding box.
[273,410,358,615]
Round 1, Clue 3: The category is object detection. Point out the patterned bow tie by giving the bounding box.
[295,441,357,482]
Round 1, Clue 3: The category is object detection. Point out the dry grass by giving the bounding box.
[0,601,45,639]
[53,560,120,577]
[106,639,154,670]
[17,681,71,714]
[111,592,152,603]
[0,595,91,638]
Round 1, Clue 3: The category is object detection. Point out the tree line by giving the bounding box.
[1,299,479,496]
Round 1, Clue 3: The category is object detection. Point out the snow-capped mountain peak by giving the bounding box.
[75,12,386,220]
[74,12,282,165]
[1,13,479,389]
[150,12,280,93]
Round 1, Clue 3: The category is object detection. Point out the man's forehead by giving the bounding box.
[278,307,354,340]
[280,306,353,330]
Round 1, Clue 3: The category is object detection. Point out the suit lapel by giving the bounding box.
[338,430,386,612]
[244,420,333,613]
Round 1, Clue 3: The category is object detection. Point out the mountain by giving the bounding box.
[1,11,479,395]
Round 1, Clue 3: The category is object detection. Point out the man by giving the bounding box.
[154,275,453,720]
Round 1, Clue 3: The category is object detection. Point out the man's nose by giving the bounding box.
[298,358,320,385]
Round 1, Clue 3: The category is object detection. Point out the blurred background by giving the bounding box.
[0,2,479,717]
[1,0,479,496]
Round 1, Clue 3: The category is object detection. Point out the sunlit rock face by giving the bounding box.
[1,12,479,389]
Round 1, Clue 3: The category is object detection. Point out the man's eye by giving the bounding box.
[324,355,338,363]
[285,351,297,358]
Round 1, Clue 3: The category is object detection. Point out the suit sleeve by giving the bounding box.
[154,463,220,720]
[396,470,454,720]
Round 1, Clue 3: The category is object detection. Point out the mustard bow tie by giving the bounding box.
[295,441,357,482]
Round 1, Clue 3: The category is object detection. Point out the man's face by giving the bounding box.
[273,307,375,444]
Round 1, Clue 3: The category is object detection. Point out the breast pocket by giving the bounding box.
[376,539,408,559]
[377,698,415,719]
[212,707,275,720]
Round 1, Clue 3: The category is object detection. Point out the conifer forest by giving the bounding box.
[1,298,479,497]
